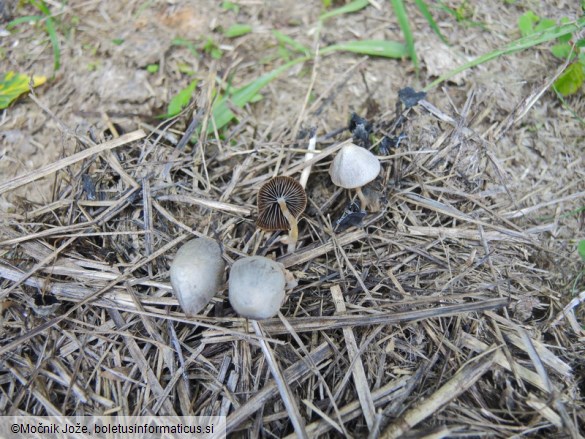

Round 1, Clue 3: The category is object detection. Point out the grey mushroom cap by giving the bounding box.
[329,143,381,189]
[228,256,286,320]
[170,238,225,316]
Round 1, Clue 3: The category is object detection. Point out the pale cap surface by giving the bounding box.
[170,238,225,316]
[228,256,286,320]
[329,143,381,189]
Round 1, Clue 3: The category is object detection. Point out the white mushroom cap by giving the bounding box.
[170,238,225,316]
[329,143,381,189]
[229,256,287,320]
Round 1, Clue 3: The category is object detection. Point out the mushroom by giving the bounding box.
[170,237,225,316]
[257,176,307,253]
[228,256,288,319]
[329,143,381,210]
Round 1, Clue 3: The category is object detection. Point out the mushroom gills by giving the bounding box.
[257,176,307,253]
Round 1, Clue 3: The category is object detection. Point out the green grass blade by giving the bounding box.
[31,0,60,72]
[224,24,252,38]
[272,30,310,56]
[390,0,418,71]
[414,0,447,44]
[579,240,585,262]
[321,40,408,58]
[319,0,370,21]
[210,56,309,132]
[171,37,199,56]
[166,80,198,118]
[209,35,408,132]
[435,0,485,28]
[424,17,585,91]
[6,15,42,29]
[44,15,61,72]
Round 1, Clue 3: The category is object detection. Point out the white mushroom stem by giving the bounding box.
[278,198,299,254]
[356,187,368,210]
[299,133,317,190]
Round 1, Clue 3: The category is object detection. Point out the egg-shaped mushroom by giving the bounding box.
[228,256,287,320]
[170,237,225,316]
[329,143,380,209]
[257,176,307,253]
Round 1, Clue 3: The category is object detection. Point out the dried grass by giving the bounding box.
[1,78,583,438]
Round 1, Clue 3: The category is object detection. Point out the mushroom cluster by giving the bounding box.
[169,138,382,320]
[170,238,293,320]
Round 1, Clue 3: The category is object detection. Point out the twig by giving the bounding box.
[226,342,332,434]
[331,285,376,431]
[251,320,308,439]
[381,350,497,438]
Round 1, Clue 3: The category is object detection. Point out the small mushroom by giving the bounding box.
[228,256,288,320]
[329,143,380,210]
[170,237,225,316]
[257,176,307,253]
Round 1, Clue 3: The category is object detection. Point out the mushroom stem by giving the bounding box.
[278,198,299,253]
[356,187,369,211]
[299,132,317,190]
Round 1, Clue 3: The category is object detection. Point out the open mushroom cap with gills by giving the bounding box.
[257,176,307,253]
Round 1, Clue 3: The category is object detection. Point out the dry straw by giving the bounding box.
[0,82,582,438]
